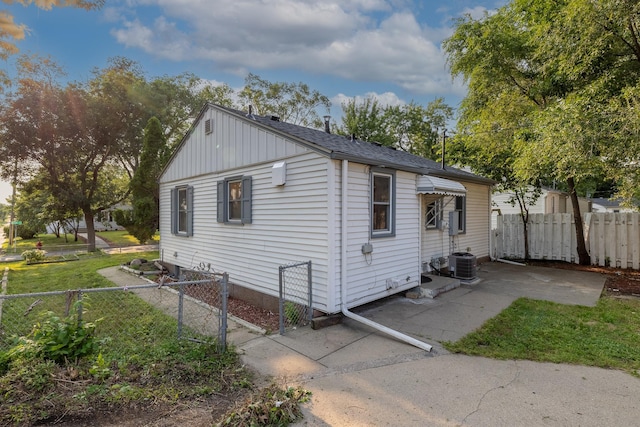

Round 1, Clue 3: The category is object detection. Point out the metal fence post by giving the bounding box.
[307,261,313,322]
[77,290,83,324]
[279,265,285,335]
[177,281,184,339]
[220,272,228,352]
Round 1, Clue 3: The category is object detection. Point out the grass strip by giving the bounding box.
[444,297,640,374]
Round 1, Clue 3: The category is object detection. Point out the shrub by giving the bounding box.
[21,249,46,263]
[6,303,102,364]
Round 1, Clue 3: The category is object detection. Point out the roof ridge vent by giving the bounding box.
[270,115,280,122]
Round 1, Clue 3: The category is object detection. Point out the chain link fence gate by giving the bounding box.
[0,270,229,353]
[278,261,312,335]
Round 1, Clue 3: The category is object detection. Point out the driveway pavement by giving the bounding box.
[228,261,640,426]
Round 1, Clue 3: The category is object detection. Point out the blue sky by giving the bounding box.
[1,0,504,200]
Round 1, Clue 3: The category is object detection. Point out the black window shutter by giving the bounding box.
[216,180,224,223]
[170,188,177,234]
[241,176,252,224]
[186,186,194,236]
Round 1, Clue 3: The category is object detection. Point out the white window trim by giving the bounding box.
[426,197,444,230]
[371,169,395,238]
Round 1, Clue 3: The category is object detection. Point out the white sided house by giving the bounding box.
[159,104,495,315]
[492,187,592,229]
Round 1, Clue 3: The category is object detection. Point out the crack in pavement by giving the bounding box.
[461,361,521,424]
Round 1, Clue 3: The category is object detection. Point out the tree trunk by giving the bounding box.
[522,218,530,260]
[567,177,590,265]
[516,193,531,260]
[83,208,96,252]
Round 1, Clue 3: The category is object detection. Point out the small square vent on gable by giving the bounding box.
[205,119,213,135]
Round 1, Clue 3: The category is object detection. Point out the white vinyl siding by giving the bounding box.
[160,109,310,183]
[341,164,420,309]
[421,181,491,267]
[160,151,332,311]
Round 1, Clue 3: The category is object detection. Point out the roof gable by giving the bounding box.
[216,104,494,185]
[161,103,495,186]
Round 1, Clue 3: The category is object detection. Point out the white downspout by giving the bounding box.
[340,160,432,352]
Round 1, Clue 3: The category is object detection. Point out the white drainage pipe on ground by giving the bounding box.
[497,258,526,266]
[340,160,432,353]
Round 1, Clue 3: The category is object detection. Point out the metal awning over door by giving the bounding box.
[416,175,466,197]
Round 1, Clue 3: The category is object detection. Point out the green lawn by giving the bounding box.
[96,230,159,246]
[2,231,159,254]
[3,250,160,293]
[2,233,85,253]
[444,296,640,374]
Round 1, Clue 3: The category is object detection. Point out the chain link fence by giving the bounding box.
[0,269,228,353]
[278,261,312,334]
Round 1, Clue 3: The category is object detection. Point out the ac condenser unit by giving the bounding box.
[448,252,477,280]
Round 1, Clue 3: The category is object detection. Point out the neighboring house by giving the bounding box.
[492,187,592,229]
[591,197,635,213]
[158,103,495,315]
[49,204,129,234]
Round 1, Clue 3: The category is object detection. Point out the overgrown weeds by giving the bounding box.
[217,383,312,426]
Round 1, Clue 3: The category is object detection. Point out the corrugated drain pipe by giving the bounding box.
[340,160,432,352]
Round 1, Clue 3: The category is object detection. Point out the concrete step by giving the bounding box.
[420,274,460,298]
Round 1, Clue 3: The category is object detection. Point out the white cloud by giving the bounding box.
[108,0,462,96]
[331,91,406,115]
[461,6,491,20]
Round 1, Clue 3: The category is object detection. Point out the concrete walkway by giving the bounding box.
[235,262,640,427]
[103,261,640,426]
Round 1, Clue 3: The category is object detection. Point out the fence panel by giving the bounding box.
[278,261,312,335]
[493,212,640,269]
[0,271,228,353]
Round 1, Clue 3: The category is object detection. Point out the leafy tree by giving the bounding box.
[0,56,129,251]
[18,175,83,241]
[336,97,394,145]
[114,117,164,244]
[238,73,330,127]
[336,96,453,160]
[385,99,453,160]
[444,3,599,264]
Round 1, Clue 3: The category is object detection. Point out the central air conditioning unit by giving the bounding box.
[448,252,477,280]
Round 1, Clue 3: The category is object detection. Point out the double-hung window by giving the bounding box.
[371,169,395,238]
[217,176,252,224]
[171,185,194,236]
[455,196,466,233]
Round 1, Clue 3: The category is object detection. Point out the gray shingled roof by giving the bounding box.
[216,104,495,185]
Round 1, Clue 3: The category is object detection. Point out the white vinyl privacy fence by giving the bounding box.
[493,212,640,269]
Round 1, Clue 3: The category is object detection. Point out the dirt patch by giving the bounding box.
[526,260,640,297]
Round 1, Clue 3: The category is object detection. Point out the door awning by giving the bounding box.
[416,175,466,197]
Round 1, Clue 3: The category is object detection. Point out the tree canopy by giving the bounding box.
[444,0,640,263]
[238,73,331,128]
[336,96,453,160]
